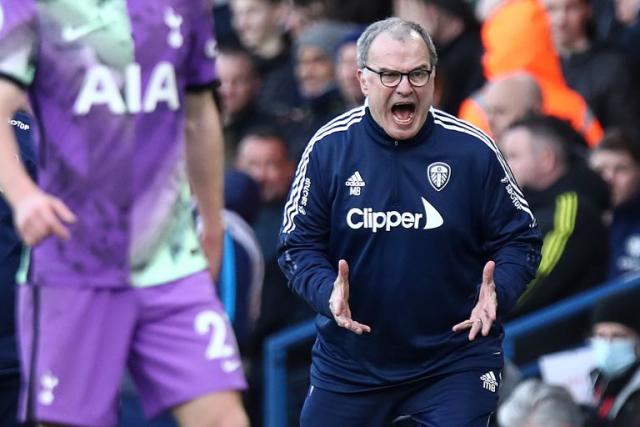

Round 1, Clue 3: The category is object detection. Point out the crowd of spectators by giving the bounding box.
[2,0,640,425]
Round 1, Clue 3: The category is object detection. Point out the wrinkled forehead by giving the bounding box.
[367,31,431,69]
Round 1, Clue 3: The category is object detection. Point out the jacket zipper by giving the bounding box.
[391,140,400,208]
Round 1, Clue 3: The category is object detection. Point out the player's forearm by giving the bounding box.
[184,91,224,229]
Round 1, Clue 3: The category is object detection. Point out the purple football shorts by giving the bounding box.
[17,271,247,427]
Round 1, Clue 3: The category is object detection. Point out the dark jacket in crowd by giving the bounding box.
[607,191,640,279]
[561,42,640,131]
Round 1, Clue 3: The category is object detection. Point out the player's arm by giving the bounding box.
[0,80,76,246]
[184,91,224,279]
[480,154,543,316]
[0,80,34,204]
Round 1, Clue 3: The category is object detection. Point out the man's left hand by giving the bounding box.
[452,260,498,341]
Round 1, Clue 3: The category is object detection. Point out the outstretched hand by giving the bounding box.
[329,259,371,335]
[452,261,498,341]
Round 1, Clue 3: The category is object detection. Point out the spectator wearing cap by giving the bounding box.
[586,289,640,427]
[334,28,366,109]
[285,21,354,158]
[393,0,485,114]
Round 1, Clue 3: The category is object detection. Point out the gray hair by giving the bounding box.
[356,17,438,69]
[497,379,583,427]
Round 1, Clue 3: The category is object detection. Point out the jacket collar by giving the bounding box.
[363,103,435,148]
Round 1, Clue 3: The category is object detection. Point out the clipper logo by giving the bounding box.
[347,197,443,232]
[428,162,450,191]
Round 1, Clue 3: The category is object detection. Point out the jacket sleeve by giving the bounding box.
[481,151,543,316]
[278,143,335,319]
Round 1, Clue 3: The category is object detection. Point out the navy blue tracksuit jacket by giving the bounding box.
[278,105,542,392]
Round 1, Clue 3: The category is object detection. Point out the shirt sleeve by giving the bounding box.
[481,149,543,316]
[278,143,336,319]
[185,0,217,91]
[0,0,38,88]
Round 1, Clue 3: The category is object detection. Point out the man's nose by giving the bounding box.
[395,75,413,95]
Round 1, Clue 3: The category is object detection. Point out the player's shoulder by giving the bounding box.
[430,108,497,155]
[304,105,367,153]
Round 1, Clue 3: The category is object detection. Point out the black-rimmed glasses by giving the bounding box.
[364,65,434,87]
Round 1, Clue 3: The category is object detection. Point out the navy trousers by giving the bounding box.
[300,368,500,427]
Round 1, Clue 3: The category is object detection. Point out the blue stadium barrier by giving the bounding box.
[263,272,640,427]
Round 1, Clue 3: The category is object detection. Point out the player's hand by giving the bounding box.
[200,220,223,281]
[13,189,77,246]
[452,261,498,341]
[329,259,371,335]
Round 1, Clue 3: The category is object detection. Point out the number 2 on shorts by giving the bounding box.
[194,310,235,360]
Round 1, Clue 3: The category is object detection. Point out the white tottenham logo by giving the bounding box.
[347,197,443,232]
[73,62,179,115]
[427,162,451,191]
[164,7,183,49]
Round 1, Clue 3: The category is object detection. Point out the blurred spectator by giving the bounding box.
[234,129,313,426]
[542,0,640,131]
[216,45,276,164]
[585,289,640,427]
[589,129,640,278]
[286,21,352,158]
[220,170,264,354]
[501,116,608,363]
[497,379,583,427]
[324,0,392,24]
[282,0,329,37]
[485,72,543,142]
[334,28,365,109]
[458,0,603,146]
[235,127,295,261]
[230,0,302,116]
[609,0,640,78]
[393,0,485,114]
[1,113,35,427]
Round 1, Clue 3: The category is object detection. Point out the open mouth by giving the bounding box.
[391,102,416,124]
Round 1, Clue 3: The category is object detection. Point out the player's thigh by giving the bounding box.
[128,272,246,419]
[172,390,248,427]
[401,369,501,427]
[300,385,396,427]
[18,285,136,427]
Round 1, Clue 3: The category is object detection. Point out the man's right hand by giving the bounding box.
[328,259,371,335]
[14,189,77,246]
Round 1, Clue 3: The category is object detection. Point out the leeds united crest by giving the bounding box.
[427,162,451,191]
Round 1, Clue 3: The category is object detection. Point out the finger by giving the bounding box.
[482,260,495,285]
[481,316,493,336]
[51,198,77,223]
[468,318,483,341]
[41,207,70,240]
[338,259,349,283]
[452,319,472,332]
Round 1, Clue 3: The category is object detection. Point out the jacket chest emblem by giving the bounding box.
[428,162,451,191]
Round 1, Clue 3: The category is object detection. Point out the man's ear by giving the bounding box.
[357,69,368,96]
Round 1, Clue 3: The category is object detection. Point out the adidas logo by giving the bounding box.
[480,371,498,393]
[345,171,365,196]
